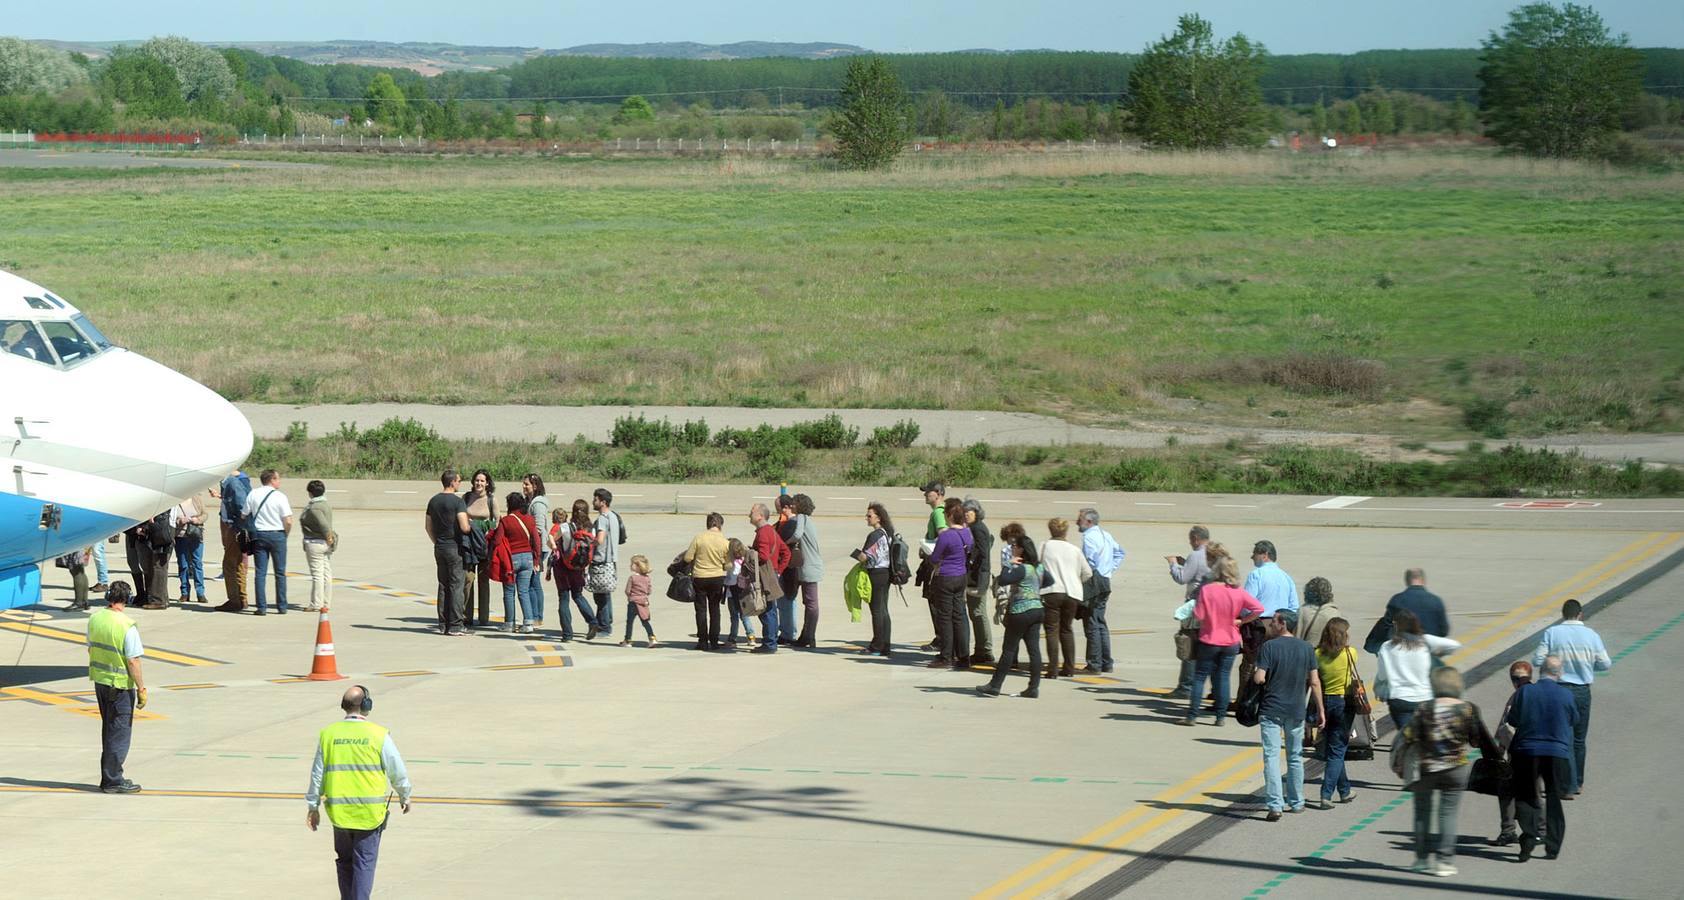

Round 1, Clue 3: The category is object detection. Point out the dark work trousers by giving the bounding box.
[866,567,892,654]
[124,533,148,601]
[333,822,386,900]
[778,569,799,643]
[1041,592,1079,675]
[693,576,725,649]
[147,544,172,604]
[462,561,491,626]
[1511,751,1570,856]
[95,682,134,788]
[797,581,821,646]
[1563,682,1591,793]
[434,544,464,631]
[932,574,970,666]
[986,607,1045,693]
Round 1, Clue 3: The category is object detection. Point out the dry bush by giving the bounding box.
[1156,352,1388,400]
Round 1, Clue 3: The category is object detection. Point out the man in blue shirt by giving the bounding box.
[1363,569,1451,653]
[1507,656,1578,861]
[1531,599,1609,797]
[1076,508,1126,673]
[1253,611,1323,821]
[1243,540,1298,618]
[214,468,252,612]
[1239,541,1297,688]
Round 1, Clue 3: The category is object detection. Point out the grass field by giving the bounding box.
[3,149,1680,436]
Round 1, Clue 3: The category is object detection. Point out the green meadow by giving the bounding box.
[3,149,1680,437]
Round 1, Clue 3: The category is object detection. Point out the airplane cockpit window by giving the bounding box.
[72,314,114,351]
[25,297,53,311]
[1,319,56,366]
[40,320,98,365]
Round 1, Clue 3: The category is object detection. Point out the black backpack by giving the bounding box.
[888,532,912,586]
[615,511,628,545]
[147,512,174,551]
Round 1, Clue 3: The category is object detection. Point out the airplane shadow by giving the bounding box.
[0,665,86,688]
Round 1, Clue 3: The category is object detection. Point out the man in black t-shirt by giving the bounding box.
[1254,610,1323,820]
[424,470,471,635]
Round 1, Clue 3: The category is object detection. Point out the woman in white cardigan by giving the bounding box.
[1375,608,1461,733]
[1039,518,1094,679]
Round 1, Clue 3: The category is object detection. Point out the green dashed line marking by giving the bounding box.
[834,770,870,775]
[265,755,299,760]
[597,764,627,768]
[932,774,968,780]
[1032,777,1068,783]
[177,751,207,757]
[497,762,531,767]
[1082,779,1119,784]
[1245,794,1409,897]
[217,754,252,759]
[691,766,722,771]
[451,760,485,765]
[980,776,1016,782]
[1134,780,1170,785]
[545,763,579,767]
[641,765,676,770]
[786,768,821,773]
[408,759,439,764]
[882,772,919,777]
[738,767,772,772]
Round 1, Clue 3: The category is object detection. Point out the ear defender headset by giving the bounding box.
[357,686,373,714]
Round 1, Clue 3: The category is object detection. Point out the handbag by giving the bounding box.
[1468,755,1510,796]
[587,561,617,594]
[1234,678,1263,727]
[740,584,769,617]
[1344,648,1373,716]
[1390,705,1427,789]
[665,558,695,603]
[1174,629,1196,662]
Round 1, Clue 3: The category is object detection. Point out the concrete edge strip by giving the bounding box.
[1069,543,1684,900]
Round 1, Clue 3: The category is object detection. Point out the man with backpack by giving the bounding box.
[139,510,174,610]
[590,489,625,635]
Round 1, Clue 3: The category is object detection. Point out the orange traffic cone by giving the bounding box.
[307,609,347,681]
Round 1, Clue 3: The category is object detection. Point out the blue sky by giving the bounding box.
[12,0,1680,54]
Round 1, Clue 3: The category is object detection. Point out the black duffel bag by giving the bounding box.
[666,558,695,603]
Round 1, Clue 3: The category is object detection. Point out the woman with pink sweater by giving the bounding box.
[1179,545,1264,727]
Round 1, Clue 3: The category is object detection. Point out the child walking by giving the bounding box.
[621,555,658,647]
[724,538,759,649]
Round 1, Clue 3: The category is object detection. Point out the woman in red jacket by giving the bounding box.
[494,492,541,634]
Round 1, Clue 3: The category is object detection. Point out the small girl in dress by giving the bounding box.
[621,555,657,647]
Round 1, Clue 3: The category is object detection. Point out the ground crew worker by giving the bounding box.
[87,581,145,793]
[305,685,412,900]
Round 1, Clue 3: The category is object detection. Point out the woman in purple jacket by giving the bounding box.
[925,497,974,671]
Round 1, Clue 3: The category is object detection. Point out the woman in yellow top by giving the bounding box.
[1314,618,1358,809]
[684,512,731,651]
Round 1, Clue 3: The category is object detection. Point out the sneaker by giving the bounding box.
[519,625,534,635]
[1311,800,1332,810]
[501,624,516,633]
[619,640,632,647]
[1265,810,1282,822]
[101,780,141,794]
[90,583,108,593]
[449,628,468,636]
[1432,862,1457,877]
[648,636,659,648]
[1409,857,1432,874]
[1339,792,1357,804]
[1174,718,1196,727]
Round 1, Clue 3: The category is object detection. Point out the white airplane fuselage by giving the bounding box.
[1,270,253,609]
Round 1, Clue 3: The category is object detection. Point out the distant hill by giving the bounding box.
[550,41,868,60]
[33,39,869,73]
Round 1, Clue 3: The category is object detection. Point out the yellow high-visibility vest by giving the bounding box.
[86,609,136,689]
[319,719,391,830]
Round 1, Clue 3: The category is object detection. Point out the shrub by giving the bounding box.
[611,415,709,453]
[746,431,801,482]
[1021,446,1049,466]
[1108,456,1176,491]
[1039,465,1098,491]
[789,414,859,449]
[844,453,885,484]
[353,417,450,475]
[284,421,309,443]
[1461,397,1510,438]
[944,451,984,485]
[866,419,921,449]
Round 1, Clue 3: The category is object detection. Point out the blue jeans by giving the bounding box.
[1388,698,1420,735]
[777,594,797,642]
[1186,642,1239,721]
[1261,714,1306,812]
[594,591,614,630]
[93,541,110,584]
[623,603,654,640]
[333,822,385,900]
[727,589,757,640]
[504,552,539,625]
[1084,589,1112,669]
[556,584,596,638]
[1563,682,1591,793]
[760,603,780,651]
[1321,696,1352,800]
[252,530,288,612]
[175,537,205,598]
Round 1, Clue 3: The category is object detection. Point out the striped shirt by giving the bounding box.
[1532,620,1611,686]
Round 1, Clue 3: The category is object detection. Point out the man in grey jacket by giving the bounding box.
[1166,525,1212,698]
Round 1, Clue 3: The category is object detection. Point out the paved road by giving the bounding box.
[0,149,321,170]
[3,490,1679,899]
[237,403,1684,464]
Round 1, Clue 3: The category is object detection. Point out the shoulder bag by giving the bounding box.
[1234,678,1263,727]
[1344,648,1372,716]
[665,557,695,603]
[1390,725,1421,789]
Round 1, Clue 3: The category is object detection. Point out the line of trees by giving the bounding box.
[2,5,1682,158]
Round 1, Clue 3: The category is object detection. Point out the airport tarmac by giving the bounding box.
[2,484,1680,899]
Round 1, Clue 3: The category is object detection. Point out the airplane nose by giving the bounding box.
[104,351,254,493]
